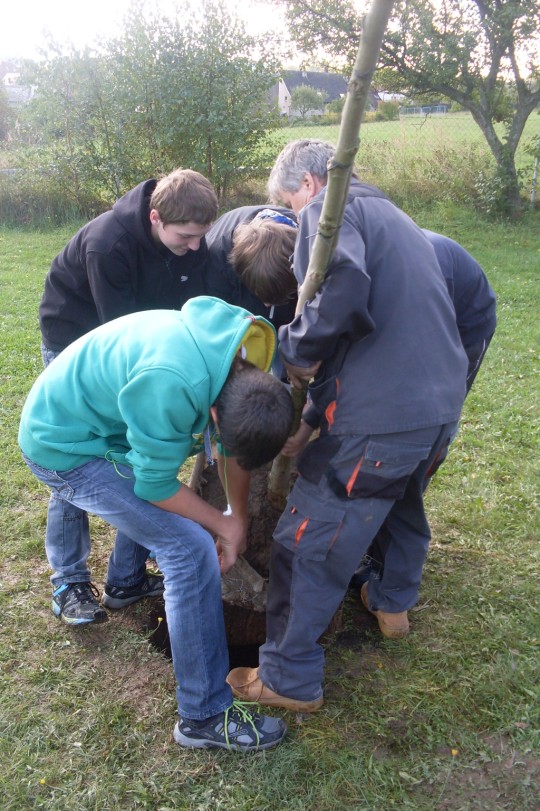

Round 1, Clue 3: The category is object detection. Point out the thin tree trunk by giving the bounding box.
[268,0,395,509]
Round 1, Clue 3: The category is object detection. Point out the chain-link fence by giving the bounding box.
[265,111,540,210]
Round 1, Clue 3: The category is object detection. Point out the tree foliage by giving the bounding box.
[290,84,326,118]
[0,86,13,142]
[274,0,540,214]
[17,0,281,205]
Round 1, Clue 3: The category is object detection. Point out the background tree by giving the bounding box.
[326,95,346,114]
[19,45,106,213]
[374,98,399,120]
[290,83,326,119]
[157,0,281,199]
[273,0,540,215]
[0,86,13,142]
[17,0,280,209]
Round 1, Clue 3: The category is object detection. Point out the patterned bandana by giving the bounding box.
[254,208,298,229]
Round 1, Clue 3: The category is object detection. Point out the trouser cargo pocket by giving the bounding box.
[273,480,346,561]
[326,436,433,500]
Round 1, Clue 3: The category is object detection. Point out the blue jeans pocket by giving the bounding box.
[273,482,345,561]
[23,455,76,500]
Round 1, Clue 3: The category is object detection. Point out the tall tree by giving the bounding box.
[274,0,540,215]
[290,84,326,118]
[17,0,280,207]
[19,45,107,210]
[158,0,281,198]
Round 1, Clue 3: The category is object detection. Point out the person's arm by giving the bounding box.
[283,359,322,389]
[281,419,314,457]
[279,204,375,369]
[119,368,247,574]
[151,484,246,574]
[86,249,139,323]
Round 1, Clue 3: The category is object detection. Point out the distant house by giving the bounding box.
[271,69,381,118]
[1,69,35,106]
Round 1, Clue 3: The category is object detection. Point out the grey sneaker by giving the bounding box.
[52,582,108,625]
[102,572,164,609]
[173,700,287,751]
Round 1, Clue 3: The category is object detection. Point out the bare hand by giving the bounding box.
[281,420,314,457]
[284,360,322,389]
[215,514,247,574]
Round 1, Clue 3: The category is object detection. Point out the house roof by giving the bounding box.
[283,70,348,103]
[282,70,381,109]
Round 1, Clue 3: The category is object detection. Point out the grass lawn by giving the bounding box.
[0,206,539,810]
[270,112,539,165]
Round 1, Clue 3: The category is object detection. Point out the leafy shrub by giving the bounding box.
[474,166,526,216]
[356,139,496,212]
[374,100,400,121]
[0,161,106,227]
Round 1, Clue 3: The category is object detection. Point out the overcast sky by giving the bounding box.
[1,0,289,61]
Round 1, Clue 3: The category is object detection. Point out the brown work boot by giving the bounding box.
[360,582,410,639]
[226,667,324,713]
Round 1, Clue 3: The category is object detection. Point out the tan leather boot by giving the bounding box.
[226,667,323,712]
[360,582,410,639]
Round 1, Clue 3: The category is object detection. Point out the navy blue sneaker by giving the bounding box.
[173,700,287,751]
[102,573,164,609]
[52,582,108,625]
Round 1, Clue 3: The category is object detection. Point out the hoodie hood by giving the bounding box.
[179,296,276,403]
[112,179,158,252]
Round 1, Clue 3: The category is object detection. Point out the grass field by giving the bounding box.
[271,111,540,163]
[0,205,539,810]
[257,112,540,216]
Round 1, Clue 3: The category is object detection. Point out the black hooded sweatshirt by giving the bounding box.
[39,179,209,351]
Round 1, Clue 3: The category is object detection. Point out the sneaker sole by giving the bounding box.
[52,602,108,625]
[172,723,285,751]
[101,588,164,609]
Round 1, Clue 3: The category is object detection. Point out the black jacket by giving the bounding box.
[39,180,209,351]
[204,205,297,331]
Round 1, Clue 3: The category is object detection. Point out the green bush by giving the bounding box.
[356,139,495,212]
[474,165,526,216]
[321,112,342,126]
[374,100,400,121]
[0,164,106,227]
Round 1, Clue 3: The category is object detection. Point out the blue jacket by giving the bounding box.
[424,230,496,349]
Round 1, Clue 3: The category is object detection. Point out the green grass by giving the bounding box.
[271,111,539,162]
[0,208,539,810]
[263,112,540,213]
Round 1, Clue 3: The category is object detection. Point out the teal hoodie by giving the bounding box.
[19,297,276,502]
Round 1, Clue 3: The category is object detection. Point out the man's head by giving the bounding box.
[229,219,298,306]
[268,140,335,216]
[213,358,294,470]
[149,168,219,256]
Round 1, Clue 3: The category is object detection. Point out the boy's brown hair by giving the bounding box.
[229,219,297,306]
[150,169,218,226]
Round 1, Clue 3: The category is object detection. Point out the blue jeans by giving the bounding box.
[41,343,151,588]
[24,454,233,720]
